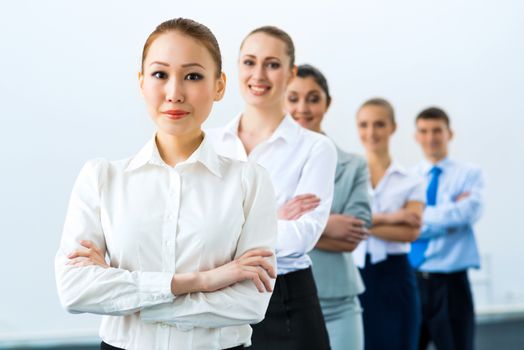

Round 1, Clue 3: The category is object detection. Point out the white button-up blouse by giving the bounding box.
[353,162,425,267]
[55,135,278,350]
[207,114,337,275]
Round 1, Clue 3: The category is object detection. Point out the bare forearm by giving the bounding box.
[315,236,358,252]
[171,272,204,296]
[372,213,392,226]
[370,224,420,243]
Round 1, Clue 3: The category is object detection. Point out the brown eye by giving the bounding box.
[152,71,167,79]
[287,95,298,103]
[185,73,204,81]
[307,94,321,104]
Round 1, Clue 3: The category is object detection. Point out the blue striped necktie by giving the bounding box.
[409,166,442,268]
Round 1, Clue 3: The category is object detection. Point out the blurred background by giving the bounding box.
[0,0,523,348]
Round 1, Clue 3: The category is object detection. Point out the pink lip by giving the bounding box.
[162,109,190,120]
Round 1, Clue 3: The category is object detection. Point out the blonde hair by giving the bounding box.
[240,26,295,68]
[359,98,396,125]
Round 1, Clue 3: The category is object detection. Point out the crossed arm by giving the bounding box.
[55,160,278,328]
[419,168,484,239]
[282,158,372,253]
[370,201,425,242]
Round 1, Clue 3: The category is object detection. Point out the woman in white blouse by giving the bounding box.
[352,98,425,350]
[55,18,278,350]
[207,27,337,349]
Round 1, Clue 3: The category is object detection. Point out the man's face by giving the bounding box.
[415,118,453,160]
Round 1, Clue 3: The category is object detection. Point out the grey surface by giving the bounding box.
[476,319,524,350]
[427,318,524,350]
[3,319,524,350]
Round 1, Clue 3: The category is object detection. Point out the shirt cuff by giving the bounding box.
[139,271,175,304]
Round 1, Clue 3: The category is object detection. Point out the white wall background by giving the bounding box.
[0,0,523,340]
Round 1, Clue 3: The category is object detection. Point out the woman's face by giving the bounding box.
[238,32,294,109]
[139,31,225,138]
[356,105,396,153]
[286,76,329,132]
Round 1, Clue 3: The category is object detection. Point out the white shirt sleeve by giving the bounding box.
[55,159,174,315]
[139,162,278,329]
[276,137,337,259]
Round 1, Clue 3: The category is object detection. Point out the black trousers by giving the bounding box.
[416,270,475,350]
[101,341,244,349]
[359,254,421,350]
[249,267,331,350]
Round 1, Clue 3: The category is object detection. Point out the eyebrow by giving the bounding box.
[148,61,206,69]
[242,54,281,61]
[288,90,320,95]
[182,63,206,69]
[149,61,169,67]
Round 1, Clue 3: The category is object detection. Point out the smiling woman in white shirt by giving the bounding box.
[352,98,425,350]
[55,18,278,350]
[207,27,337,349]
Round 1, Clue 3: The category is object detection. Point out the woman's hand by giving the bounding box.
[199,249,276,293]
[387,209,422,227]
[67,240,109,268]
[278,194,320,220]
[324,214,368,243]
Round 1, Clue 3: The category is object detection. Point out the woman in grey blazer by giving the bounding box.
[285,64,372,350]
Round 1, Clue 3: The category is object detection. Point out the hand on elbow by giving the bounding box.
[325,214,368,242]
[200,249,276,293]
[390,209,422,228]
[278,194,320,220]
[66,240,109,268]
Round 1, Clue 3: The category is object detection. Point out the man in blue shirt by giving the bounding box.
[409,107,484,350]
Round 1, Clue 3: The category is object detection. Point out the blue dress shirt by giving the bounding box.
[412,158,485,273]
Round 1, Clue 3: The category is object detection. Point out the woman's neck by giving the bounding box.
[238,103,286,154]
[366,149,392,188]
[155,130,203,167]
[241,103,286,134]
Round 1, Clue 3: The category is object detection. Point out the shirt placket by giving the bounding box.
[158,168,182,348]
[164,168,181,271]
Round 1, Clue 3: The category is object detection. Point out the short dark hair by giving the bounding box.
[296,64,331,106]
[416,107,450,127]
[359,98,395,125]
